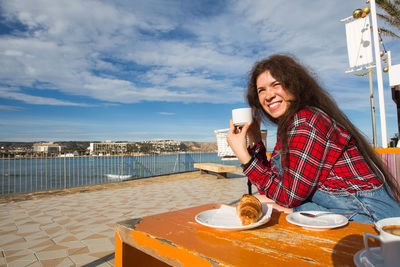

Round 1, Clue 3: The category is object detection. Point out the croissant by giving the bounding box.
[236,194,263,225]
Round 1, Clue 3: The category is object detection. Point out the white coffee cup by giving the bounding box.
[363,224,400,267]
[232,108,253,127]
[375,217,400,232]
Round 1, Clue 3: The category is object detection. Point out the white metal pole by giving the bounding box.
[368,66,378,147]
[370,0,388,148]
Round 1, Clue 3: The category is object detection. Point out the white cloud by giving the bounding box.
[0,105,23,111]
[0,0,398,117]
[0,87,92,106]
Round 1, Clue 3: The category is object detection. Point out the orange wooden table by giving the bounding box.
[115,203,378,266]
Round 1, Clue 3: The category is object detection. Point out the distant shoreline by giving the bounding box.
[1,140,218,155]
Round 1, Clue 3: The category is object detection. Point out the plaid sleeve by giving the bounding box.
[248,141,269,166]
[243,111,344,208]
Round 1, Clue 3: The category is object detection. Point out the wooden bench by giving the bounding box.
[193,163,238,179]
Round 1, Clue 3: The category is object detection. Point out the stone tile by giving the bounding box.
[89,251,114,260]
[86,224,112,233]
[16,224,41,235]
[27,210,42,216]
[82,233,108,240]
[0,221,16,228]
[54,235,79,243]
[0,234,23,246]
[0,227,18,236]
[97,229,114,239]
[0,208,8,215]
[4,248,31,258]
[69,253,99,266]
[0,237,27,250]
[44,225,63,236]
[19,220,40,227]
[27,239,54,252]
[31,216,53,225]
[14,217,32,226]
[71,231,95,240]
[54,218,72,225]
[26,261,44,267]
[36,249,67,261]
[43,210,63,217]
[82,238,114,253]
[5,253,37,264]
[91,218,111,225]
[39,222,59,230]
[68,246,89,256]
[56,241,86,249]
[23,231,49,241]
[40,256,74,267]
[7,261,39,267]
[7,211,27,219]
[65,225,82,231]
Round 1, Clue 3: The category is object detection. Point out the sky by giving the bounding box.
[1,0,399,150]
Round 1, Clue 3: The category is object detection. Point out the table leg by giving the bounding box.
[115,231,169,267]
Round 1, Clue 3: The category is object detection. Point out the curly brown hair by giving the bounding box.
[247,54,400,204]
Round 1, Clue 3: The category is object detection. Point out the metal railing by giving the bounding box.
[0,152,239,195]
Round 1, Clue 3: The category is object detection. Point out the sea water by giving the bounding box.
[0,153,239,195]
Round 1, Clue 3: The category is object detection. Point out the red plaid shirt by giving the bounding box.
[243,108,382,208]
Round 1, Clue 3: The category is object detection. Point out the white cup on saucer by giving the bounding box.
[363,223,400,267]
[232,108,252,127]
[375,217,400,232]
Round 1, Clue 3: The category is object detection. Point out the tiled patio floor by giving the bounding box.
[0,171,252,266]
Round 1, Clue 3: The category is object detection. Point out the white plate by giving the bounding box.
[354,247,383,267]
[195,204,272,231]
[375,217,400,232]
[286,211,348,231]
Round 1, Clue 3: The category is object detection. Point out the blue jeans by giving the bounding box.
[270,151,400,224]
[293,184,400,224]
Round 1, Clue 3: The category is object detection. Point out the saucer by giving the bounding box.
[286,211,348,231]
[353,247,383,267]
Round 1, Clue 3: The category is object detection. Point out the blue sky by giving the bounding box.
[0,0,399,150]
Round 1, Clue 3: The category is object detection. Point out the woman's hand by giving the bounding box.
[226,120,252,164]
[254,194,293,213]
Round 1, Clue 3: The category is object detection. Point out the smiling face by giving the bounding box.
[256,70,294,119]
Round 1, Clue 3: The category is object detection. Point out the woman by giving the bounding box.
[227,54,400,224]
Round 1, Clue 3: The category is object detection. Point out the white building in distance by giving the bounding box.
[33,142,62,155]
[89,141,129,155]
